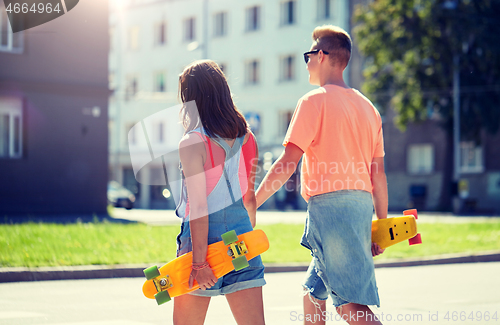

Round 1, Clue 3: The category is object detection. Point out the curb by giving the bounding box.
[373,252,500,268]
[0,265,144,283]
[1,252,500,283]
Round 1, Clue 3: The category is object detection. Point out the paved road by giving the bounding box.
[1,262,499,325]
[112,208,500,226]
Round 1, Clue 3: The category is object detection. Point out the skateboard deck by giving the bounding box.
[142,229,269,305]
[372,209,422,249]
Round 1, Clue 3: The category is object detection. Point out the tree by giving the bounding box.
[353,0,500,210]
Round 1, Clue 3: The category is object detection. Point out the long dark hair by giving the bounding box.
[179,60,248,139]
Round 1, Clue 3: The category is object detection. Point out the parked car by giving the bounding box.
[107,181,136,210]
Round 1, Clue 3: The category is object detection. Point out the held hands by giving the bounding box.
[189,262,217,290]
[371,242,385,257]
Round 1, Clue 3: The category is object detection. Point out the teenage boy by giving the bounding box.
[256,25,388,325]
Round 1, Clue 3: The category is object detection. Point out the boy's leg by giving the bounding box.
[336,303,382,325]
[173,294,211,325]
[225,287,265,325]
[301,258,329,325]
[303,293,326,325]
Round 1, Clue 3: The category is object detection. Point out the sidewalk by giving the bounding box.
[3,263,500,325]
[111,208,500,226]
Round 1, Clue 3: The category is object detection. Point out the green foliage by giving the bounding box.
[353,0,500,140]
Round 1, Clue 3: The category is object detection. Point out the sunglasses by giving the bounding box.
[303,49,329,64]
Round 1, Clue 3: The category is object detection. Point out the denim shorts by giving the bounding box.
[301,190,380,307]
[189,255,265,297]
[177,198,266,297]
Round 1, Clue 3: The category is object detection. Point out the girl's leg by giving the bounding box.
[225,287,265,325]
[173,294,211,325]
[336,303,383,325]
[303,293,326,325]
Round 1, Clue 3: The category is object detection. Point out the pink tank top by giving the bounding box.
[185,132,257,217]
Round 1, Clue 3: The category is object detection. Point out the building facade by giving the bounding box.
[0,1,110,216]
[108,0,351,209]
[382,107,500,214]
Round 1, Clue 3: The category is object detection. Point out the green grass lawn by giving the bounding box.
[1,221,499,267]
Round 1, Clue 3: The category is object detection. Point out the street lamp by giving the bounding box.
[443,0,462,213]
[452,53,461,213]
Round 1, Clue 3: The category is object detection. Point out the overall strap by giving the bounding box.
[210,136,231,155]
[199,131,215,169]
[176,127,208,220]
[211,134,245,158]
[205,138,215,168]
[211,134,246,205]
[186,127,215,168]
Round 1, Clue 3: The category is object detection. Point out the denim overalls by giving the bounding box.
[175,127,265,296]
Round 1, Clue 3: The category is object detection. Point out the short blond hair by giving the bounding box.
[312,25,352,69]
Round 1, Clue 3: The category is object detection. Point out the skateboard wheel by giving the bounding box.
[403,209,418,219]
[143,265,161,280]
[232,256,249,271]
[221,230,239,245]
[408,233,422,245]
[154,290,171,305]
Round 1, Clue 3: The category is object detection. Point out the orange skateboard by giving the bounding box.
[372,209,423,250]
[142,229,269,305]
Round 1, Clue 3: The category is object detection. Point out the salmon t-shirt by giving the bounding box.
[283,84,385,202]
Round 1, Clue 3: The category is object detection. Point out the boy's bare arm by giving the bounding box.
[371,157,387,256]
[256,143,303,208]
[371,157,388,220]
[243,134,259,227]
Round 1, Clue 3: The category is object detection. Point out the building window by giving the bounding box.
[279,110,294,136]
[0,7,23,53]
[281,0,296,26]
[460,141,484,173]
[214,12,227,37]
[246,6,261,31]
[246,60,260,85]
[126,75,138,98]
[184,17,196,42]
[155,21,166,46]
[0,97,23,159]
[154,72,166,93]
[317,0,331,20]
[280,55,295,81]
[407,144,434,174]
[155,122,165,143]
[128,26,139,50]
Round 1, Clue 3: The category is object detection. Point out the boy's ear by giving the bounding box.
[320,51,328,64]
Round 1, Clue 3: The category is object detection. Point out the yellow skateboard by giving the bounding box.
[142,229,269,305]
[372,209,422,249]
